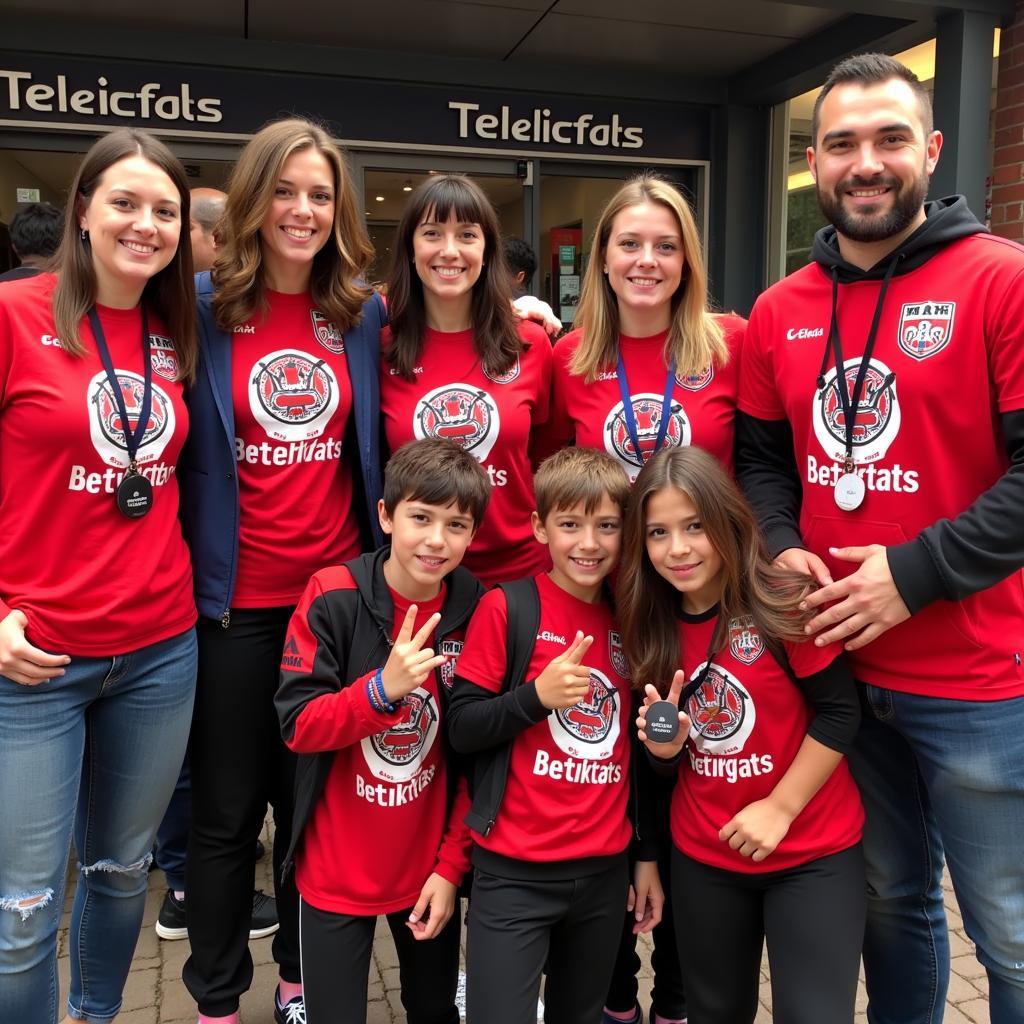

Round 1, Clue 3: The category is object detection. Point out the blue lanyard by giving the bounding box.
[616,349,677,466]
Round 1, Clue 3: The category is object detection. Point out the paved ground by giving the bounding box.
[55,822,991,1023]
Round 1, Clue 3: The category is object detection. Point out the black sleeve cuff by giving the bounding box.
[766,526,807,561]
[514,680,550,724]
[886,537,947,614]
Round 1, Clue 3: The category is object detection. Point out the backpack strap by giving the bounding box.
[496,577,541,693]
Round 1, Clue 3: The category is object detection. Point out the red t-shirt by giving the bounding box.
[0,274,195,655]
[455,573,633,862]
[671,612,863,873]
[739,235,1024,699]
[288,569,471,915]
[380,322,552,587]
[545,314,746,480]
[231,291,360,607]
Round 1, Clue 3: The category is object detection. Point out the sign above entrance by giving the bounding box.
[0,52,709,161]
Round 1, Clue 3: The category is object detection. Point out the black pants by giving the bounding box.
[299,897,461,1024]
[672,844,866,1024]
[183,608,300,1015]
[466,857,628,1024]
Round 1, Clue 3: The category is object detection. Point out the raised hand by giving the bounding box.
[534,631,594,710]
[636,670,690,761]
[380,605,445,703]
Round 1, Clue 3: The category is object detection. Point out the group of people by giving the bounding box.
[0,49,1021,1024]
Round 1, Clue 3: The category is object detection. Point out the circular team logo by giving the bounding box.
[413,383,500,461]
[149,334,179,381]
[361,688,439,783]
[685,661,755,756]
[549,669,621,760]
[675,364,713,392]
[87,370,176,468]
[604,393,690,478]
[813,357,901,464]
[484,355,520,385]
[248,349,339,442]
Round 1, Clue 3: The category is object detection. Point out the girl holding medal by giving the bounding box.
[0,129,199,1024]
[179,119,385,1024]
[622,446,865,1024]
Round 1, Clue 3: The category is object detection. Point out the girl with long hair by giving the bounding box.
[382,173,552,588]
[179,118,386,1024]
[0,128,199,1024]
[622,446,866,1024]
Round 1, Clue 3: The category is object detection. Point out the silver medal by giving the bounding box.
[834,471,865,511]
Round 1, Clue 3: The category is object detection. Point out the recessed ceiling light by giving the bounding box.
[402,180,413,192]
[375,195,385,202]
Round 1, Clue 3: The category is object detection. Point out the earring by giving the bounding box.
[80,228,88,241]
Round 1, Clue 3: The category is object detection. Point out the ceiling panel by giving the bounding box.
[248,0,537,58]
[0,0,241,33]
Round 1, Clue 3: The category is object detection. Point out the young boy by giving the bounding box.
[448,446,663,1024]
[275,438,490,1024]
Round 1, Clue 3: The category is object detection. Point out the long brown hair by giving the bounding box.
[571,174,726,384]
[53,128,197,382]
[616,447,814,694]
[212,118,373,332]
[384,174,522,381]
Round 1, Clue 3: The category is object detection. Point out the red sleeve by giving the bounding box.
[985,253,1024,413]
[450,588,509,694]
[783,634,844,679]
[737,298,785,421]
[433,775,473,885]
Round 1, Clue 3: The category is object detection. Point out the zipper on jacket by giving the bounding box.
[221,609,231,629]
[482,744,514,837]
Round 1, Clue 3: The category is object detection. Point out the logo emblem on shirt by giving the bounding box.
[728,617,764,665]
[361,688,439,782]
[898,301,955,361]
[604,393,691,479]
[812,357,901,465]
[149,334,179,381]
[549,669,621,761]
[484,355,520,384]
[439,639,463,690]
[248,349,340,443]
[675,364,713,391]
[413,383,500,461]
[310,309,345,354]
[86,370,176,468]
[608,631,629,678]
[686,662,755,756]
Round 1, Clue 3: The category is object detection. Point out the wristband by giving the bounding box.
[373,667,398,714]
[366,679,384,713]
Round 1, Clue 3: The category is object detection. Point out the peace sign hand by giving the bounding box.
[535,631,594,710]
[636,670,690,761]
[380,605,445,703]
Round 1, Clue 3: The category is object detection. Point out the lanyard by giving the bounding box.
[616,349,677,466]
[88,306,152,468]
[678,621,722,708]
[814,260,898,473]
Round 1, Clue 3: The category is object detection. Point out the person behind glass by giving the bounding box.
[179,118,386,1024]
[544,174,745,486]
[381,173,552,588]
[621,446,865,1024]
[0,128,199,1024]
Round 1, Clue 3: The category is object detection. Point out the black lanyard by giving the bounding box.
[616,349,677,466]
[88,305,153,469]
[678,622,722,708]
[814,260,898,473]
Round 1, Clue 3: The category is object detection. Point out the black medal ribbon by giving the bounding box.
[87,306,155,519]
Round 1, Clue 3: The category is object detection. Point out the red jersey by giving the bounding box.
[380,322,552,587]
[455,573,633,862]
[287,569,470,915]
[232,290,360,607]
[546,314,746,480]
[0,274,195,655]
[739,235,1024,699]
[672,612,863,873]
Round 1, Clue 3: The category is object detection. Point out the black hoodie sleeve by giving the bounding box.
[791,653,860,755]
[734,411,807,558]
[887,409,1024,611]
[447,675,550,754]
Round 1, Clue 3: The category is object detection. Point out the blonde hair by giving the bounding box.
[570,174,727,383]
[533,447,630,523]
[212,118,373,332]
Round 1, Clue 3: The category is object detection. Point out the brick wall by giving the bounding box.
[992,1,1024,240]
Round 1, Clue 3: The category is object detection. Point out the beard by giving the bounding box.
[816,170,929,243]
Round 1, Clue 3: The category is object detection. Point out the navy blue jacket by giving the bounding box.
[179,271,386,622]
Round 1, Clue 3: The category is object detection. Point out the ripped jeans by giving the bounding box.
[0,627,197,1024]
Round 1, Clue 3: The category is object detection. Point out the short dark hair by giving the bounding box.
[503,237,536,281]
[383,438,491,527]
[534,447,630,523]
[811,52,933,143]
[10,202,62,260]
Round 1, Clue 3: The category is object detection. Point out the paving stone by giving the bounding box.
[159,977,198,1021]
[116,1009,157,1024]
[956,997,992,1023]
[121,967,159,1011]
[946,970,984,1003]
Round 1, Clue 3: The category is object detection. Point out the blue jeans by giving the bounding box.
[0,627,197,1024]
[848,684,1024,1024]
